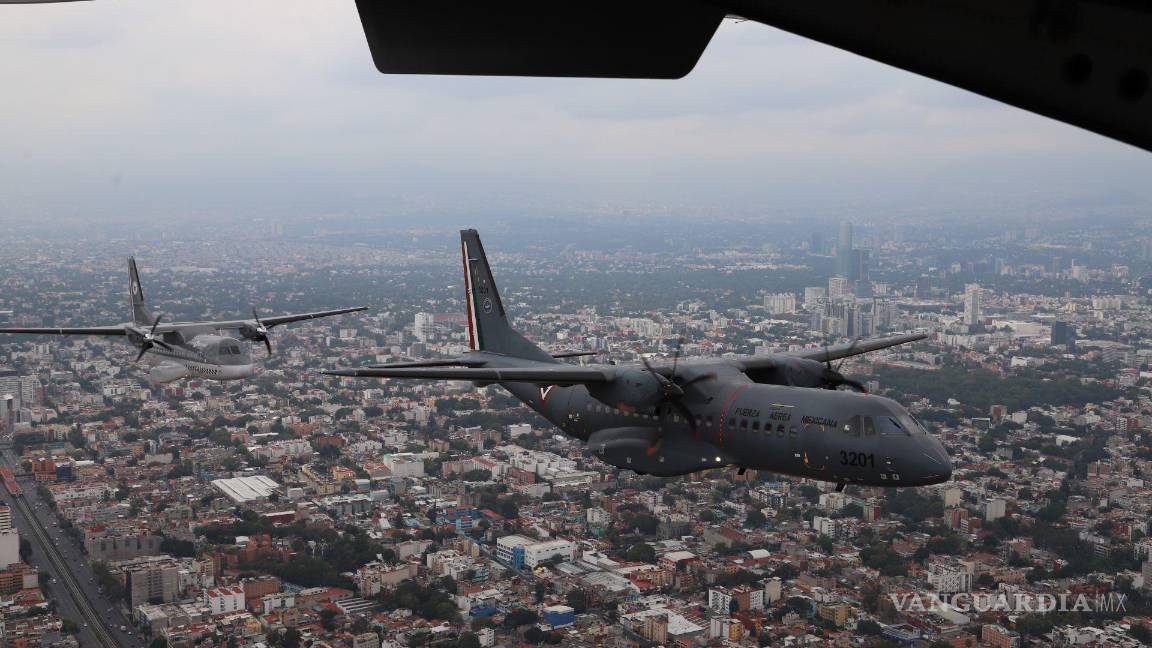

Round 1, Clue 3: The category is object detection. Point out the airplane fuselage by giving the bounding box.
[141,333,255,383]
[495,358,950,486]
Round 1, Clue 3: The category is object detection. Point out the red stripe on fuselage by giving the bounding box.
[715,384,749,446]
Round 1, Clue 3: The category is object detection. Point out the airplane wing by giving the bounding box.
[784,333,927,364]
[169,307,368,332]
[0,326,125,336]
[356,0,1152,152]
[242,307,367,329]
[325,365,614,385]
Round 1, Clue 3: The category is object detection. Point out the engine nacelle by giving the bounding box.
[744,357,830,389]
[149,364,189,384]
[586,368,662,411]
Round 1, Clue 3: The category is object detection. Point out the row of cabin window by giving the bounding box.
[585,402,663,422]
[727,415,885,438]
[728,418,799,437]
[583,402,889,439]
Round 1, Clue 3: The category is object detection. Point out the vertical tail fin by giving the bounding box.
[127,257,153,325]
[460,230,553,362]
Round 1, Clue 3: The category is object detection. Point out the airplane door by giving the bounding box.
[557,387,585,438]
[801,422,829,474]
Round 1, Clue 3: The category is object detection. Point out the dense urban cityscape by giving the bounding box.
[0,212,1150,648]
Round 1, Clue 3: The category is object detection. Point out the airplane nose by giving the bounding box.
[917,435,952,484]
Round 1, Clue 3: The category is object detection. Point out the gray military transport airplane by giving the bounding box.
[0,258,366,383]
[327,230,951,489]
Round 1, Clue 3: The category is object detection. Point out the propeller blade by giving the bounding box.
[638,352,657,376]
[670,337,684,381]
[149,314,162,336]
[835,338,861,372]
[134,344,149,363]
[264,338,273,355]
[842,378,868,393]
[252,308,262,326]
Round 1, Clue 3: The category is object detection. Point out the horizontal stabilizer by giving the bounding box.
[367,359,486,369]
[325,365,614,385]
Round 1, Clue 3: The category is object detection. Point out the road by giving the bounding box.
[0,450,141,647]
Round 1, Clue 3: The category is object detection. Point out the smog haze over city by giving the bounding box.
[3,3,1152,648]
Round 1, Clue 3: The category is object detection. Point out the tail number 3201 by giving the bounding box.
[840,451,875,468]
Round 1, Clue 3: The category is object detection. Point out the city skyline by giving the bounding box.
[2,2,1152,222]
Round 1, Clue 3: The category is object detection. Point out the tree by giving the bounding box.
[471,617,496,632]
[281,628,302,648]
[524,626,546,644]
[565,589,590,614]
[625,543,656,563]
[745,510,768,528]
[159,537,196,558]
[857,619,882,636]
[772,563,797,581]
[458,633,482,648]
[149,638,168,648]
[504,609,538,628]
[1130,624,1152,644]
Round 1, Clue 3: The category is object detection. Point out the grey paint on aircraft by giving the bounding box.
[329,230,952,487]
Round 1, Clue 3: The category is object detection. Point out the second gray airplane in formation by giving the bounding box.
[329,230,951,489]
[0,258,366,383]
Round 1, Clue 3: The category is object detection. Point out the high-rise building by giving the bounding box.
[0,396,14,435]
[0,505,11,533]
[763,293,797,315]
[963,284,982,326]
[915,276,932,299]
[803,287,827,308]
[0,373,36,409]
[413,312,436,343]
[835,222,853,279]
[985,498,1006,521]
[1051,321,1076,350]
[809,232,826,254]
[0,531,19,569]
[125,559,182,606]
[828,277,850,300]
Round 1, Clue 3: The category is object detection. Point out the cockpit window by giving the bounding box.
[899,414,923,435]
[862,417,876,437]
[842,415,861,437]
[881,414,920,436]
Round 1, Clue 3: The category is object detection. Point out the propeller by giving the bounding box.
[820,338,867,393]
[250,308,272,355]
[637,339,715,452]
[132,315,172,363]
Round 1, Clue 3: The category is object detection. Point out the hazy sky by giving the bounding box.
[2,1,1152,221]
